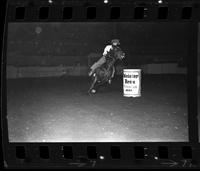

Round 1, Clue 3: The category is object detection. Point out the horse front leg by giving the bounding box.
[88,76,98,94]
[111,66,115,78]
[108,66,115,84]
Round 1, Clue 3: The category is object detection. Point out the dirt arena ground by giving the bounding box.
[7,74,188,142]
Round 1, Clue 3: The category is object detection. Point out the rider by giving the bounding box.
[88,39,121,83]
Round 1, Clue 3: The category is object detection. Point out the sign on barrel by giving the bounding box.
[123,69,141,97]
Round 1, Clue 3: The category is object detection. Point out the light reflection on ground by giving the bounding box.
[7,75,188,142]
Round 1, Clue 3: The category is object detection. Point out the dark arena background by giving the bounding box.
[6,22,189,142]
[198,23,200,141]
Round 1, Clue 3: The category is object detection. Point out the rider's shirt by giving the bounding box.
[103,45,113,56]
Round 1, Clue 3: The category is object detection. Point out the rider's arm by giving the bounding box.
[103,45,112,56]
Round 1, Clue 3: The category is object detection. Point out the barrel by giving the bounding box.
[123,69,141,97]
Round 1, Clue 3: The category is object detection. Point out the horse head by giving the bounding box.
[106,48,125,62]
[115,50,125,60]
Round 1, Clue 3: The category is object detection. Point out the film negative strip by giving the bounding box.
[1,0,200,169]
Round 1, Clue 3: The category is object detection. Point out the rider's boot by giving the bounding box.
[108,79,112,84]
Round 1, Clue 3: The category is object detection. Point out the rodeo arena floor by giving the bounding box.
[7,73,189,142]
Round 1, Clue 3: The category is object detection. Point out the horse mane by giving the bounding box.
[106,46,122,62]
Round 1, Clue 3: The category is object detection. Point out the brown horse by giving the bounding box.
[88,47,125,94]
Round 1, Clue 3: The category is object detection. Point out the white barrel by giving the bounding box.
[123,69,141,97]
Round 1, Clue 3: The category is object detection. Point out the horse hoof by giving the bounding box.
[91,89,96,93]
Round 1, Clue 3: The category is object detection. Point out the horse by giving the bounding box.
[88,47,125,94]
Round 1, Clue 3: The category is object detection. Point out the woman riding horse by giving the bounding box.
[88,41,125,94]
[88,39,121,84]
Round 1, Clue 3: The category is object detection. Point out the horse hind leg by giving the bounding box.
[88,76,97,94]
